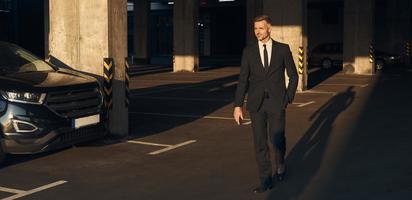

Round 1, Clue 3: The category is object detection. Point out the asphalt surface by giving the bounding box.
[0,64,411,200]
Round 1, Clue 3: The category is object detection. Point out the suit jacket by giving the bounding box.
[234,39,298,112]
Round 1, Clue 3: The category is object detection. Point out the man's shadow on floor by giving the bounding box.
[267,86,355,200]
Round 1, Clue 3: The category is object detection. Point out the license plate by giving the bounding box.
[73,114,100,129]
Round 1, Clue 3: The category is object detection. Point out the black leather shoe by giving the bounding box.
[253,177,273,193]
[252,184,273,193]
[276,169,287,182]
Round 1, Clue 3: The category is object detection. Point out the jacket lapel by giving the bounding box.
[252,43,266,74]
[266,40,279,75]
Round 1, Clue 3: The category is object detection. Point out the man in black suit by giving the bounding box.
[233,15,298,193]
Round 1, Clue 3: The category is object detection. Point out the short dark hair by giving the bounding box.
[254,15,272,25]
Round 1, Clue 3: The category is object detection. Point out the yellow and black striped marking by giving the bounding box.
[406,42,410,57]
[104,58,114,110]
[369,44,374,63]
[298,46,304,75]
[125,58,130,108]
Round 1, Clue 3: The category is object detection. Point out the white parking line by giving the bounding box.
[130,65,168,70]
[132,96,316,108]
[319,83,368,87]
[127,140,170,147]
[148,140,197,155]
[298,90,337,95]
[0,187,25,194]
[132,79,200,83]
[129,68,171,75]
[208,81,238,92]
[127,140,197,155]
[130,81,219,96]
[308,67,321,74]
[1,180,67,200]
[296,101,315,107]
[132,96,232,102]
[129,111,251,121]
[242,121,252,125]
[223,82,238,87]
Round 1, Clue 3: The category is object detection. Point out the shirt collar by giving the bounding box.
[258,38,272,48]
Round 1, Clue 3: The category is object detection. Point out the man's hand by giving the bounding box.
[233,107,244,125]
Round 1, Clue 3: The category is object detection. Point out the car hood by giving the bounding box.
[0,70,99,92]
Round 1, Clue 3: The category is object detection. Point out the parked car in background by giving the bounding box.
[308,43,343,70]
[374,50,402,70]
[308,42,403,71]
[0,41,107,166]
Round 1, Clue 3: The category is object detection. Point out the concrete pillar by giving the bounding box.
[173,0,199,72]
[386,0,411,57]
[246,0,263,45]
[263,0,307,92]
[44,0,49,59]
[343,0,375,74]
[133,0,149,64]
[48,0,128,137]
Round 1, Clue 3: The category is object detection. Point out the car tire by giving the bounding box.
[321,59,333,69]
[375,59,384,70]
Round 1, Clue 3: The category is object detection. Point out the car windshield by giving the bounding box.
[0,42,54,74]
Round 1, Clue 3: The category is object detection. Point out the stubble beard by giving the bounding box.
[259,34,270,42]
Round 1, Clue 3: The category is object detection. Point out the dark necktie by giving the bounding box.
[263,44,268,70]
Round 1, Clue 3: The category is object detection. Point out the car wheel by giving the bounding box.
[375,59,384,70]
[321,59,333,69]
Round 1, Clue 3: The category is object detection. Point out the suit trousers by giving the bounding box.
[249,96,286,184]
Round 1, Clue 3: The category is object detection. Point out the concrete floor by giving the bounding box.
[0,65,411,200]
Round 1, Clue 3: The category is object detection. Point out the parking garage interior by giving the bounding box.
[1,1,412,199]
[1,0,410,82]
[0,0,411,130]
[0,0,45,57]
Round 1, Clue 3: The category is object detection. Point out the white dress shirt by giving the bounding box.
[258,39,272,68]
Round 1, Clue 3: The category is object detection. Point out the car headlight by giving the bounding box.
[0,91,46,104]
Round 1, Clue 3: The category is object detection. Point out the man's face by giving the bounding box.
[254,20,271,42]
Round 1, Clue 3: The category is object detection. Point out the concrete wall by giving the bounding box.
[48,0,128,136]
[307,4,343,52]
[173,0,199,72]
[48,0,109,76]
[246,0,263,45]
[374,0,411,55]
[343,0,375,74]
[133,0,149,63]
[263,0,307,91]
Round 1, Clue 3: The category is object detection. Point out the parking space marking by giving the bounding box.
[132,79,200,83]
[295,101,316,107]
[319,83,368,87]
[127,140,170,147]
[132,96,317,108]
[129,68,171,75]
[223,82,238,87]
[127,140,197,155]
[308,67,321,74]
[130,111,251,121]
[242,121,252,125]
[130,81,220,96]
[208,81,237,92]
[148,140,197,155]
[298,90,337,95]
[132,96,232,102]
[0,187,25,194]
[1,180,67,200]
